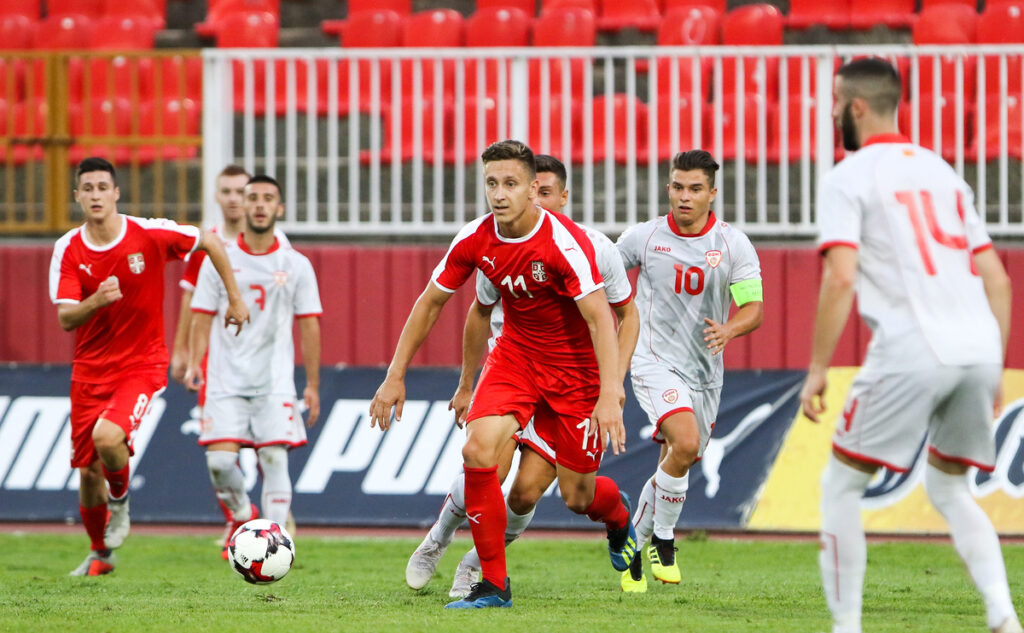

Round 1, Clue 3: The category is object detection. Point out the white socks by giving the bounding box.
[653,467,689,540]
[462,501,536,569]
[819,456,872,633]
[206,451,251,519]
[632,476,657,552]
[257,445,291,525]
[429,472,467,546]
[925,465,1017,630]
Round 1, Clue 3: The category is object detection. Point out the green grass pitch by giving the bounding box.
[2,532,1021,633]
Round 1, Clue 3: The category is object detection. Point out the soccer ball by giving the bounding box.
[227,519,295,584]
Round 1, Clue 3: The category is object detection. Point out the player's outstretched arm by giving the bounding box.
[578,289,626,455]
[198,230,249,335]
[703,300,763,355]
[370,283,454,431]
[299,316,321,427]
[184,311,214,392]
[170,289,194,383]
[449,299,493,428]
[57,275,122,331]
[800,246,857,423]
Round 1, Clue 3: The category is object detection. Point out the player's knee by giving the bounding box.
[206,450,239,479]
[91,422,124,455]
[79,465,105,490]
[559,482,592,514]
[461,437,496,468]
[507,487,540,515]
[668,436,700,467]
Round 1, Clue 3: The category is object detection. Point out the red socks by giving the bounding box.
[584,476,628,529]
[103,463,130,500]
[463,465,507,588]
[80,504,108,551]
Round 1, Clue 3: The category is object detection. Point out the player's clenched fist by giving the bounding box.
[224,295,250,335]
[95,275,122,306]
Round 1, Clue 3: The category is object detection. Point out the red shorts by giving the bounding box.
[69,371,166,468]
[468,344,602,473]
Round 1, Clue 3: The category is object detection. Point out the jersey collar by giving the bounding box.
[80,213,127,252]
[237,233,280,255]
[861,133,911,147]
[668,210,716,237]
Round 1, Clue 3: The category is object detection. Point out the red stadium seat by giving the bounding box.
[899,93,974,162]
[68,56,157,103]
[848,0,914,29]
[527,95,580,159]
[465,8,531,98]
[363,98,451,164]
[968,95,1023,160]
[722,4,783,99]
[542,0,596,13]
[32,14,91,49]
[88,16,158,49]
[399,10,464,101]
[919,0,975,7]
[0,0,39,18]
[1,99,46,163]
[231,58,321,115]
[657,6,721,45]
[102,0,166,29]
[324,7,401,43]
[69,96,134,163]
[709,93,771,162]
[786,0,849,30]
[477,0,536,15]
[0,14,34,49]
[978,3,1024,96]
[208,11,278,47]
[654,56,712,102]
[913,5,977,100]
[156,55,203,103]
[329,11,402,110]
[575,93,649,164]
[530,7,594,98]
[445,96,499,163]
[348,0,411,15]
[48,0,103,17]
[653,94,701,160]
[597,0,660,32]
[663,0,725,12]
[137,97,200,162]
[205,0,279,24]
[770,96,817,162]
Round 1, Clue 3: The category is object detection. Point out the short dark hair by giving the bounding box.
[218,164,249,179]
[246,174,284,201]
[670,150,719,187]
[76,156,116,184]
[481,140,536,179]
[836,57,902,116]
[535,154,567,190]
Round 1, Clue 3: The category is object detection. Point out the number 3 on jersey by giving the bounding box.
[673,263,704,295]
[895,189,974,276]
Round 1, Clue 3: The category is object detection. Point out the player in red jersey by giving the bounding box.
[49,157,249,576]
[370,140,637,609]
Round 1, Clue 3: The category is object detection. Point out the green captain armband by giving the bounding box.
[730,279,763,306]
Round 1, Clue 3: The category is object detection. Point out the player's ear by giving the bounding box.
[559,188,569,209]
[275,202,285,218]
[113,186,120,201]
[708,187,718,205]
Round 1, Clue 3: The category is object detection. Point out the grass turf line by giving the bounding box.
[2,533,1021,633]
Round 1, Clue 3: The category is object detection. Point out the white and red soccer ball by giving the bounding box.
[227,519,295,584]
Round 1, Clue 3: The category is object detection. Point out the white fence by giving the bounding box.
[201,45,1024,237]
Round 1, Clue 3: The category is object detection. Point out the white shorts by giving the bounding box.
[834,364,1000,473]
[517,419,556,464]
[631,360,721,459]
[199,393,307,449]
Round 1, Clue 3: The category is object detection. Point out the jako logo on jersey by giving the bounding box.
[662,389,678,404]
[531,261,547,283]
[654,245,671,253]
[273,271,289,286]
[705,250,722,268]
[481,256,496,269]
[127,252,145,274]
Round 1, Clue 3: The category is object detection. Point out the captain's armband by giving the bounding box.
[729,278,763,306]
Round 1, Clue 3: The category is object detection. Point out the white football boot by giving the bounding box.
[104,494,130,549]
[405,534,447,589]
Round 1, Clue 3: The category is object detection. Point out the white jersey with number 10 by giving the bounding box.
[817,136,1001,371]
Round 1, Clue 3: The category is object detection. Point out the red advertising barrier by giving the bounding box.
[3,244,1023,369]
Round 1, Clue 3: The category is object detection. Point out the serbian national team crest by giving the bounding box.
[531,260,547,283]
[127,252,145,274]
[662,388,678,404]
[273,271,289,286]
[705,250,722,268]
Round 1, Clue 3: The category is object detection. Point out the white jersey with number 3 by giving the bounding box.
[191,236,322,397]
[817,135,1001,370]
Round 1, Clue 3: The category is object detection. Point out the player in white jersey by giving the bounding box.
[404,155,640,597]
[799,58,1019,633]
[184,175,323,555]
[616,150,763,591]
[170,164,293,557]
